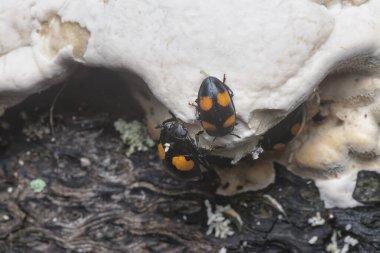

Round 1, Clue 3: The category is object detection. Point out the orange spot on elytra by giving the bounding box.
[217,91,231,107]
[172,156,194,171]
[199,96,213,111]
[157,143,165,160]
[223,114,236,128]
[201,121,216,131]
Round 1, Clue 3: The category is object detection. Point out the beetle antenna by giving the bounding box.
[195,130,204,148]
[168,110,177,120]
[209,136,218,150]
[160,111,178,125]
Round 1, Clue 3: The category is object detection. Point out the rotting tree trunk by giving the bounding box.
[1,69,379,253]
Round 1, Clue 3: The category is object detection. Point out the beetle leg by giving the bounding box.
[223,73,227,83]
[168,110,177,120]
[160,111,177,125]
[195,130,204,148]
[207,145,225,152]
[207,136,218,150]
[160,118,173,125]
[198,157,213,171]
[230,133,241,139]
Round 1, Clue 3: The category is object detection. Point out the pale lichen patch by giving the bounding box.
[114,119,155,156]
[30,178,46,193]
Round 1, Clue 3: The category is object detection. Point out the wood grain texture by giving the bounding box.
[0,69,379,253]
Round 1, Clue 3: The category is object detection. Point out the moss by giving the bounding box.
[114,119,155,156]
[353,171,380,204]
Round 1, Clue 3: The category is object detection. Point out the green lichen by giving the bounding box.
[353,171,380,204]
[30,179,46,193]
[114,119,155,156]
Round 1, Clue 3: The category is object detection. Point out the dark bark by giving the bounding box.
[0,69,379,253]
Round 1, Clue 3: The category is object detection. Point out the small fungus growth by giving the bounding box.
[308,212,325,226]
[205,200,236,239]
[326,230,358,253]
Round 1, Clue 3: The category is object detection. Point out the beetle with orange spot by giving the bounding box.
[259,105,305,151]
[156,112,210,180]
[194,75,239,141]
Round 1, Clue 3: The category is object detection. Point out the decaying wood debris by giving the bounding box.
[0,70,379,253]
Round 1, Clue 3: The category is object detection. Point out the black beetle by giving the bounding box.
[156,113,209,180]
[194,75,239,140]
[259,105,305,151]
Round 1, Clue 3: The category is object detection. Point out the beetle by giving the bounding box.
[194,75,239,140]
[156,113,209,180]
[259,105,305,151]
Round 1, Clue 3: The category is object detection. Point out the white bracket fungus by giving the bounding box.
[2,0,380,207]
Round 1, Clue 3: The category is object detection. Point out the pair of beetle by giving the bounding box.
[157,76,236,180]
[157,75,305,180]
